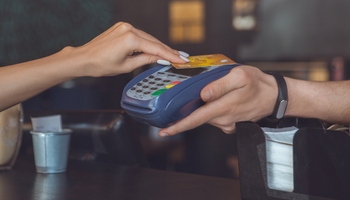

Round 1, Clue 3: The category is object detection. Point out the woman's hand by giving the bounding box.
[73,22,188,77]
[0,22,188,112]
[159,66,278,136]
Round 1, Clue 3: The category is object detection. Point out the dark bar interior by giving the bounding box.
[1,0,350,199]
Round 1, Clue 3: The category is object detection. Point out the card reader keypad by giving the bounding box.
[126,70,190,100]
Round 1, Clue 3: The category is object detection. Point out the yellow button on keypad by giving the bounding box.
[165,85,174,89]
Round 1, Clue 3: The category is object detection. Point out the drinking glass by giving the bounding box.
[0,104,23,169]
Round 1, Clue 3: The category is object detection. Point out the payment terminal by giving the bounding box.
[121,63,241,128]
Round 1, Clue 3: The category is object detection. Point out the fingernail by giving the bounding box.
[180,55,190,62]
[160,132,169,137]
[157,60,171,65]
[202,88,214,101]
[178,51,189,57]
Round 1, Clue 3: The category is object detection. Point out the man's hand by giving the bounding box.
[159,66,278,137]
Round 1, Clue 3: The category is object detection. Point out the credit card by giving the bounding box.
[172,54,236,69]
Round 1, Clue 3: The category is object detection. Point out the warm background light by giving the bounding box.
[169,1,205,44]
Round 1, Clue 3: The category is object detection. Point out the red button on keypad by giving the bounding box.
[172,81,181,84]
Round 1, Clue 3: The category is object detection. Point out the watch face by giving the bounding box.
[276,100,288,119]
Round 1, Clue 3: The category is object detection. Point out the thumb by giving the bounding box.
[201,68,245,102]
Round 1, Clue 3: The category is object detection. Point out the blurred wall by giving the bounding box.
[0,0,116,66]
[0,0,134,110]
[239,0,350,61]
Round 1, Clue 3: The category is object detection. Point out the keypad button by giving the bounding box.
[179,76,188,80]
[149,75,155,79]
[157,83,165,87]
[130,87,136,92]
[165,85,174,89]
[155,78,162,82]
[152,89,167,96]
[172,81,181,84]
[150,87,158,90]
[136,83,143,87]
[142,85,149,89]
[157,72,166,77]
[136,89,143,93]
[163,80,171,84]
[149,81,156,85]
[142,79,149,83]
[143,91,151,95]
[167,74,177,79]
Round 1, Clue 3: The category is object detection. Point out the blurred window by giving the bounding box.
[169,1,205,43]
[232,0,258,30]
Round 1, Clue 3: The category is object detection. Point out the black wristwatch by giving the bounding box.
[269,72,288,119]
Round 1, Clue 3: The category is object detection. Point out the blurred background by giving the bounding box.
[1,0,350,179]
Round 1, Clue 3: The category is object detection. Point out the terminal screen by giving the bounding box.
[165,67,207,77]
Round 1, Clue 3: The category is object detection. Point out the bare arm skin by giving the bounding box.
[159,65,350,137]
[285,77,350,124]
[0,22,187,111]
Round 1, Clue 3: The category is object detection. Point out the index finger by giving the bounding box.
[158,102,218,137]
[134,36,187,64]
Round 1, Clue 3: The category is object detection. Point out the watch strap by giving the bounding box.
[269,72,288,119]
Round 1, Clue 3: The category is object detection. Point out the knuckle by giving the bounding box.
[154,43,164,53]
[232,66,255,86]
[114,22,123,27]
[62,46,75,53]
[212,81,229,98]
[219,82,229,95]
[146,43,164,57]
[147,55,157,64]
[222,126,236,134]
[122,32,138,44]
[234,67,249,81]
[216,118,233,127]
[118,22,133,32]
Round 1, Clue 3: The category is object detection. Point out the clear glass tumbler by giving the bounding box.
[0,104,23,169]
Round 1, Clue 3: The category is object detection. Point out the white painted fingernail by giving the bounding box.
[180,55,190,62]
[157,60,171,65]
[178,51,189,57]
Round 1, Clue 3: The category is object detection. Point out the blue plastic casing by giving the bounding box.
[121,64,241,128]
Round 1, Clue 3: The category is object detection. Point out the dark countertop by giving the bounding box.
[0,155,241,200]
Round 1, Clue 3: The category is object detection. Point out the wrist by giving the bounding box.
[55,46,93,78]
[268,72,288,119]
[28,46,83,82]
[254,70,279,120]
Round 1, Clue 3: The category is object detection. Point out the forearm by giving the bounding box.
[0,47,84,111]
[0,22,189,112]
[285,78,350,124]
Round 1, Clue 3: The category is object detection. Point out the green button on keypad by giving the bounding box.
[152,89,167,96]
